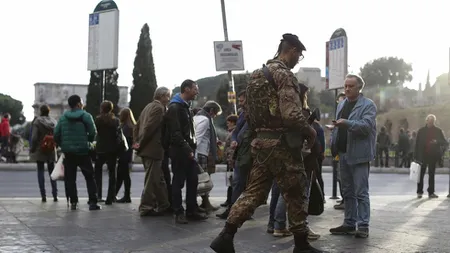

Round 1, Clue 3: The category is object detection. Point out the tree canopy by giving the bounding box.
[0,93,25,125]
[359,57,413,88]
[129,23,158,119]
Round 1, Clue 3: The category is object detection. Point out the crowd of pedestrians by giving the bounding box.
[17,32,450,253]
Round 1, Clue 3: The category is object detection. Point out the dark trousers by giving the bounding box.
[171,153,198,214]
[95,153,117,201]
[399,150,409,168]
[162,151,172,205]
[116,151,132,197]
[378,148,389,167]
[63,153,98,204]
[417,157,438,195]
[37,161,57,198]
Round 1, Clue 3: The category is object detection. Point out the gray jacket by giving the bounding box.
[30,116,57,162]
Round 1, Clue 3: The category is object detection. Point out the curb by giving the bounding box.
[1,163,449,174]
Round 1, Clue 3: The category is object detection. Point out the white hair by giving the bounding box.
[426,114,436,122]
[346,73,366,91]
[153,87,171,100]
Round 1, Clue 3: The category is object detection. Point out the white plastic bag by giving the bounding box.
[409,161,421,183]
[51,153,65,181]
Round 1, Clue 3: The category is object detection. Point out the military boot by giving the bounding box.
[210,222,237,253]
[293,233,325,253]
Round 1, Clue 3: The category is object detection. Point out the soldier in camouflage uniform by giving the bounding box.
[210,34,324,253]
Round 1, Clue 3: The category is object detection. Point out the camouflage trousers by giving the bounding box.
[227,144,309,235]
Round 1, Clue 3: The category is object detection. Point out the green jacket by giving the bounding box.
[54,109,97,155]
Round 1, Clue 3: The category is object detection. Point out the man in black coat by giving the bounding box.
[414,114,447,198]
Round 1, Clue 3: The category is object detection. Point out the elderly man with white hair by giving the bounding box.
[414,114,447,199]
[133,86,172,217]
[330,74,377,239]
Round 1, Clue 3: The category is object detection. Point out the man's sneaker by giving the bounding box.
[89,204,101,211]
[329,225,356,235]
[307,227,321,240]
[266,225,274,234]
[417,193,423,199]
[355,227,369,238]
[273,229,292,237]
[334,202,345,210]
[429,193,438,198]
[186,212,208,221]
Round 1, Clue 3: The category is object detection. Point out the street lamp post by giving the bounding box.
[220,0,237,114]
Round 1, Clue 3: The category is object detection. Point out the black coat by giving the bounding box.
[415,125,447,163]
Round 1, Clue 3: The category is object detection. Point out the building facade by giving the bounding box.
[32,82,128,119]
[296,67,326,91]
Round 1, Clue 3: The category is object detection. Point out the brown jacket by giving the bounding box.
[133,100,165,160]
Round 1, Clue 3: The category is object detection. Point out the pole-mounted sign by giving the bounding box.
[326,28,348,90]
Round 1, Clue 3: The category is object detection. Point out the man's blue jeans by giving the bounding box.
[339,153,370,228]
[230,161,250,204]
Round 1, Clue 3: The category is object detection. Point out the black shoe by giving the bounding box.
[70,203,78,210]
[88,199,105,204]
[89,204,102,211]
[53,197,58,202]
[429,193,438,198]
[175,214,188,224]
[333,202,345,210]
[355,227,369,238]
[186,212,208,221]
[329,225,356,235]
[210,224,237,253]
[220,200,230,207]
[293,234,325,253]
[267,225,274,234]
[197,206,207,213]
[116,196,131,203]
[216,208,230,220]
[105,200,113,205]
[41,197,47,203]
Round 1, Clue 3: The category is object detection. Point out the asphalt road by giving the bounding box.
[1,171,449,198]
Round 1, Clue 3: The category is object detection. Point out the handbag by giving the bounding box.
[196,160,214,196]
[409,161,421,183]
[51,153,65,181]
[116,125,129,154]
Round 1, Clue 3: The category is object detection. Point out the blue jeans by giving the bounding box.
[230,161,250,204]
[339,153,370,228]
[37,161,57,198]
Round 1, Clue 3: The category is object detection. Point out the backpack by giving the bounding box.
[245,64,279,129]
[41,131,56,153]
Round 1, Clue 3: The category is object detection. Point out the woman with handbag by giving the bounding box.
[116,108,136,203]
[30,105,58,202]
[94,101,120,205]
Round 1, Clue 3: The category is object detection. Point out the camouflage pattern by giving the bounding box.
[227,59,311,235]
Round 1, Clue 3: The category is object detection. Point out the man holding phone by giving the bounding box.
[329,74,377,239]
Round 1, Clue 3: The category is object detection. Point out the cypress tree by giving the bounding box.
[85,71,102,116]
[129,23,158,119]
[104,69,120,114]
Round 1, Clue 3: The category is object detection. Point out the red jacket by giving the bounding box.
[0,118,11,137]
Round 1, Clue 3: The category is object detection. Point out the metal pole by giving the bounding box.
[330,89,339,199]
[99,70,104,102]
[220,0,237,114]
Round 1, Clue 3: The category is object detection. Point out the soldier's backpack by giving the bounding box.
[245,64,278,129]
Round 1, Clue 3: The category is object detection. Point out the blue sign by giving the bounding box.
[330,37,345,51]
[89,13,99,26]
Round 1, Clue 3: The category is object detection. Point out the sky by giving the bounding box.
[0,0,449,120]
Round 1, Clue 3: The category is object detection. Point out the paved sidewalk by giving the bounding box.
[0,196,449,252]
[1,162,450,175]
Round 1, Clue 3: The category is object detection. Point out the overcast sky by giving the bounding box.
[0,0,448,119]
